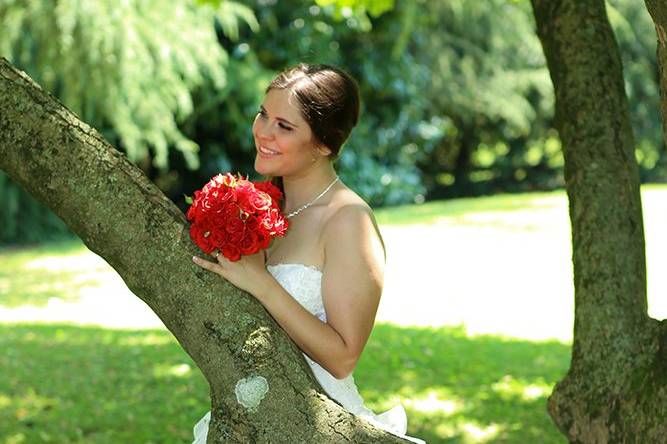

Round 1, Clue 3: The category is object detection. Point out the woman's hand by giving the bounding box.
[192,250,272,297]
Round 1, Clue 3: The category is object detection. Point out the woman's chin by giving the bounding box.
[254,157,275,176]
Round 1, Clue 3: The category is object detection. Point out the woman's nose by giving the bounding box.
[256,120,276,139]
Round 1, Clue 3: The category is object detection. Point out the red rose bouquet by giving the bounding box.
[186,173,288,261]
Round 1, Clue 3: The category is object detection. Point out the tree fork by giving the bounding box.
[530,0,667,441]
[0,57,411,443]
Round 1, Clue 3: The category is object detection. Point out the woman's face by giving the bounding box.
[252,88,331,177]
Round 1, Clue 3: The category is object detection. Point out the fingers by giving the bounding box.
[192,255,223,274]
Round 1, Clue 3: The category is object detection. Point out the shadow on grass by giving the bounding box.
[356,324,570,443]
[0,323,570,444]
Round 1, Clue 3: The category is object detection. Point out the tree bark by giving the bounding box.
[0,57,411,443]
[530,0,667,441]
[645,0,667,146]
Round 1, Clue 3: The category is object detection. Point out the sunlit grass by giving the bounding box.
[374,189,567,226]
[375,183,667,227]
[0,240,108,307]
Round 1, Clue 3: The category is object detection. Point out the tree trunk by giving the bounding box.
[645,0,667,146]
[530,0,667,441]
[0,57,410,443]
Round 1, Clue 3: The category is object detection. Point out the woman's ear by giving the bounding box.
[316,144,332,157]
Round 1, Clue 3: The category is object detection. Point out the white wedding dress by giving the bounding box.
[192,263,425,444]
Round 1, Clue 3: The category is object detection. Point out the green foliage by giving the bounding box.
[0,0,246,244]
[315,0,395,18]
[0,0,234,171]
[408,0,557,197]
[1,0,662,244]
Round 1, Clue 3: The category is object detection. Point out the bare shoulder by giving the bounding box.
[323,187,376,231]
[321,186,385,259]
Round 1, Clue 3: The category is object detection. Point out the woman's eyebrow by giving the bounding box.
[260,105,298,128]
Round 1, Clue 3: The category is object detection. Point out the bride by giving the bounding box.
[192,63,425,444]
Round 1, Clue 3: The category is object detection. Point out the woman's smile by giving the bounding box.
[257,145,281,157]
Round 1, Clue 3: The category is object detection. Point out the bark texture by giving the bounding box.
[645,0,667,145]
[530,0,667,442]
[0,57,411,443]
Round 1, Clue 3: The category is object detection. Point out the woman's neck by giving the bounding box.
[282,162,338,214]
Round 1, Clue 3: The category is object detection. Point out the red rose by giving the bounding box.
[254,181,283,203]
[225,213,245,234]
[256,231,271,249]
[190,224,215,253]
[239,230,260,255]
[222,243,241,261]
[228,228,244,244]
[250,191,272,211]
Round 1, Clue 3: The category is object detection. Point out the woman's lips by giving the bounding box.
[258,145,281,157]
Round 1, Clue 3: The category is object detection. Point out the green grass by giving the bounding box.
[0,323,569,444]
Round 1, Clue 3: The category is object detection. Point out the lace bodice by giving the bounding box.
[266,263,327,322]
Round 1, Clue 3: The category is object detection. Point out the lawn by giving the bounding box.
[1,184,665,443]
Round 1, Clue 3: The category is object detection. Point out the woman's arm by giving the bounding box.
[254,278,355,379]
[255,204,385,379]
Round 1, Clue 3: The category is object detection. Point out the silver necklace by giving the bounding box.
[285,176,339,219]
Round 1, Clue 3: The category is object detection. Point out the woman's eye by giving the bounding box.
[279,123,293,131]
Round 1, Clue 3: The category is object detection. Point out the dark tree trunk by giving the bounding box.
[530,0,667,441]
[0,57,411,443]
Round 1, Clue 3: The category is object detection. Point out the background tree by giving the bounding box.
[531,0,666,440]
